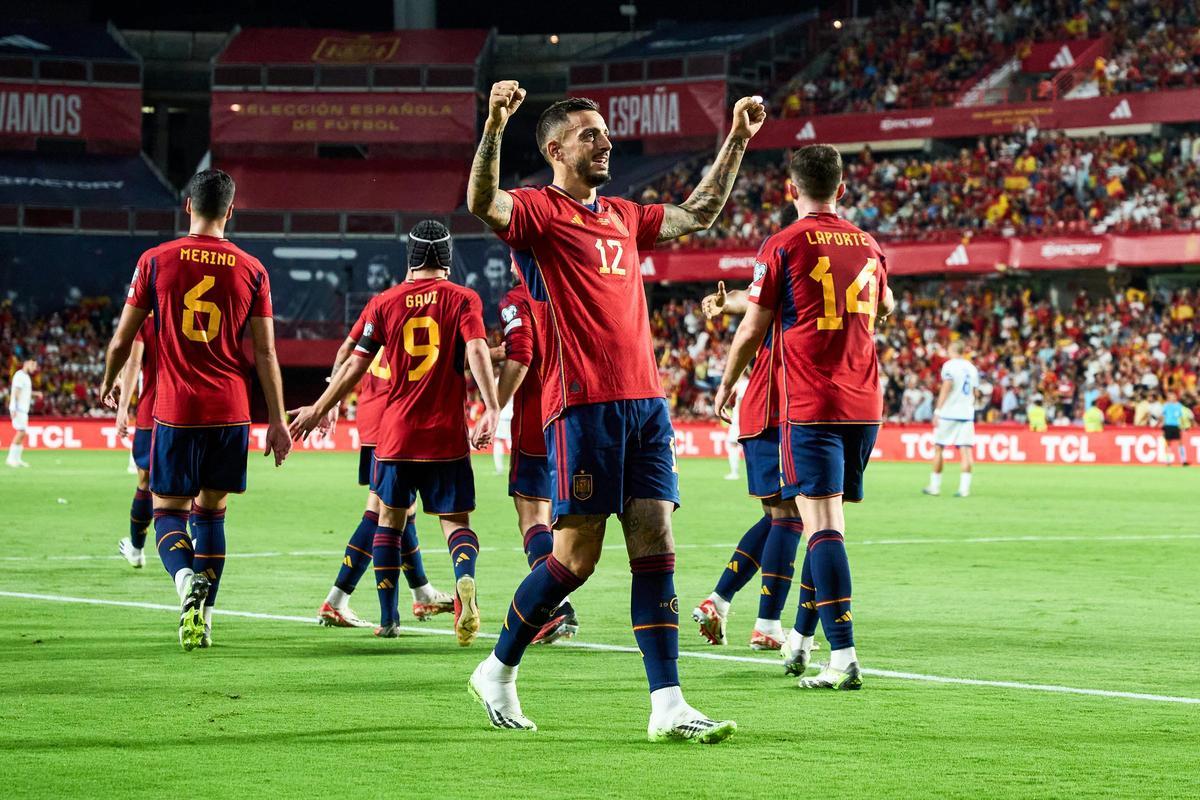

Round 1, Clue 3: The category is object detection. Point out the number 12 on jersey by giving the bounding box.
[809,256,879,332]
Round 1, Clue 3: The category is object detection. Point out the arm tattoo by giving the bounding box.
[468,130,511,227]
[657,136,748,243]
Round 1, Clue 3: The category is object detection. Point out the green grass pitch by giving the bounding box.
[2,452,1199,799]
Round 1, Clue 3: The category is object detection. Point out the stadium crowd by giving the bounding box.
[774,0,1200,117]
[0,300,115,417]
[642,130,1200,247]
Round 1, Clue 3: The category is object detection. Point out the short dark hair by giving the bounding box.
[185,169,236,220]
[536,97,600,161]
[788,145,843,202]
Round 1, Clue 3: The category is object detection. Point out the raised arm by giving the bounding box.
[248,316,291,466]
[657,97,766,243]
[467,80,526,230]
[713,302,775,422]
[100,303,150,409]
[701,281,750,319]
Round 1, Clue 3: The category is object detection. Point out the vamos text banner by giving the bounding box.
[16,421,1199,466]
[0,83,141,149]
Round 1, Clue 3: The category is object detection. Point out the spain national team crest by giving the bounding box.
[572,471,593,501]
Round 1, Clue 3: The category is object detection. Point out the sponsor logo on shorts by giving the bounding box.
[572,471,593,501]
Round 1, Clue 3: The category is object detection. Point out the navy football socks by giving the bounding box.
[808,529,854,650]
[493,555,584,667]
[190,504,226,607]
[399,513,429,589]
[334,510,377,595]
[793,547,819,637]
[713,515,770,602]
[758,517,802,620]
[372,526,403,626]
[129,488,152,550]
[447,528,479,581]
[522,523,553,570]
[630,553,680,691]
[153,509,193,580]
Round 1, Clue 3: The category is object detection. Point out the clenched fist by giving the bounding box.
[488,80,526,127]
[730,96,767,140]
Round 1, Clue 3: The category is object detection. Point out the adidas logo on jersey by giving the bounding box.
[1049,44,1074,69]
[570,213,584,226]
[795,121,816,141]
[1108,99,1132,120]
[945,243,970,266]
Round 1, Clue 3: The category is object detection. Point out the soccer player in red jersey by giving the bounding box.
[465,79,764,740]
[716,145,896,690]
[114,316,157,568]
[690,281,808,656]
[314,303,453,630]
[100,169,292,651]
[494,261,578,645]
[290,221,500,645]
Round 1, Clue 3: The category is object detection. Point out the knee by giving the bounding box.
[554,548,598,581]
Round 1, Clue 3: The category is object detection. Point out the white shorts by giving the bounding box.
[934,418,975,447]
[10,412,28,432]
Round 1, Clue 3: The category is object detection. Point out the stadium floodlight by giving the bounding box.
[619,3,637,29]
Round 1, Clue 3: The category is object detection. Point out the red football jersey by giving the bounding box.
[494,186,665,423]
[348,297,390,447]
[127,234,272,426]
[737,325,782,439]
[352,277,486,461]
[749,212,888,424]
[132,316,158,430]
[499,282,546,456]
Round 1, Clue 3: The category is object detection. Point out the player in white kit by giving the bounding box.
[7,359,38,468]
[723,374,750,480]
[494,396,514,474]
[924,341,979,497]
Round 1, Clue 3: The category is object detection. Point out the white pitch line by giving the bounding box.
[3,532,1199,564]
[2,590,1198,707]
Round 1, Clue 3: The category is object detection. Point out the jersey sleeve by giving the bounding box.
[352,300,385,359]
[500,295,534,366]
[348,296,373,341]
[495,188,551,250]
[126,252,154,310]
[250,264,273,318]
[634,202,665,251]
[747,240,783,309]
[940,362,954,382]
[460,290,487,342]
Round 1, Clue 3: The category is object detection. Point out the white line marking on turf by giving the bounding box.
[2,590,1198,707]
[4,533,1200,564]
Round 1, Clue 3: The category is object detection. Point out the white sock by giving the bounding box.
[325,587,350,608]
[727,447,739,475]
[787,628,815,656]
[483,652,517,682]
[203,606,213,626]
[173,568,195,602]
[493,442,505,472]
[707,592,730,616]
[8,442,22,461]
[131,546,143,557]
[649,685,687,719]
[754,618,783,638]
[959,473,972,494]
[412,582,438,602]
[928,472,942,491]
[830,646,858,671]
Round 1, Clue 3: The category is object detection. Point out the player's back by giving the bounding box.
[129,234,271,426]
[367,277,485,460]
[939,357,979,421]
[754,212,888,423]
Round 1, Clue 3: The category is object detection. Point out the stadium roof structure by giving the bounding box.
[216,27,490,67]
[593,14,810,61]
[0,23,139,63]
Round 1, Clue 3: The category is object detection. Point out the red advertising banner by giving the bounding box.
[753,88,1200,149]
[16,420,1199,467]
[1020,39,1105,72]
[210,90,476,145]
[572,80,727,140]
[0,82,141,149]
[639,232,1200,283]
[218,28,490,66]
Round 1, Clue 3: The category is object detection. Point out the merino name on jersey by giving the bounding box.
[351,278,486,461]
[494,185,666,423]
[127,234,272,427]
[749,212,889,424]
[499,282,546,456]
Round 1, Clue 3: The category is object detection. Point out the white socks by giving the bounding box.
[203,606,213,626]
[727,447,739,475]
[482,652,517,682]
[755,618,783,638]
[959,472,972,494]
[173,568,195,602]
[707,592,730,616]
[325,586,350,608]
[649,685,687,720]
[7,442,22,462]
[412,582,439,603]
[830,646,858,672]
[928,472,942,492]
[493,442,505,472]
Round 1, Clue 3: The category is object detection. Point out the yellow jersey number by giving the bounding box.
[595,238,626,276]
[182,275,221,343]
[808,256,879,332]
[403,316,439,381]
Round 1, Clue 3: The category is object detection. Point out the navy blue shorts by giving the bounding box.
[132,427,152,471]
[358,445,376,487]
[741,426,781,499]
[781,423,879,503]
[546,398,680,519]
[150,423,249,498]
[509,451,550,501]
[372,457,475,515]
